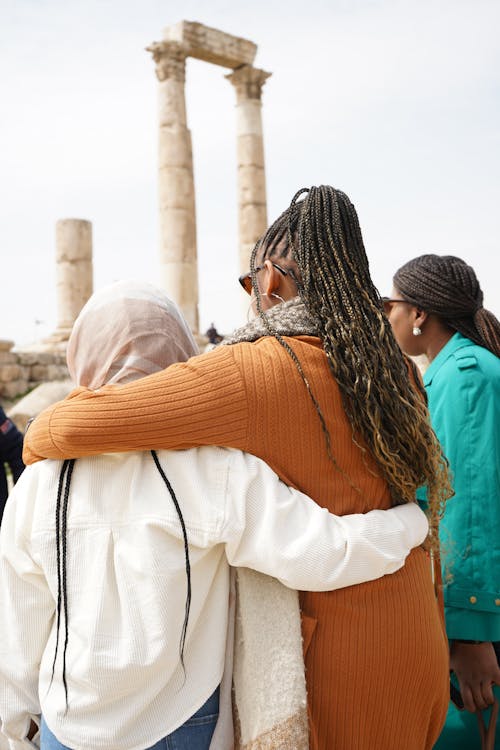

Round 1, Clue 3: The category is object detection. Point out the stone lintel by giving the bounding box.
[162,20,257,69]
[226,65,272,102]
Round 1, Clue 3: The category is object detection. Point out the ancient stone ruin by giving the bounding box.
[147,21,271,331]
[2,21,271,415]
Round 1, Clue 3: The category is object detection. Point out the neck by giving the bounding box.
[424,328,455,362]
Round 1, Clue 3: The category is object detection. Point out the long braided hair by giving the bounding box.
[49,454,191,710]
[394,254,500,357]
[250,185,452,544]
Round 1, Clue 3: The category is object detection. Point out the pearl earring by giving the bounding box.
[413,326,422,336]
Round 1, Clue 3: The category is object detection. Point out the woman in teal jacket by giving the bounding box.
[385,254,500,749]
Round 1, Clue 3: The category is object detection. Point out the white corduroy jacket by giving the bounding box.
[0,446,428,750]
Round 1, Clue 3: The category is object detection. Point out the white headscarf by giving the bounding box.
[66,280,199,389]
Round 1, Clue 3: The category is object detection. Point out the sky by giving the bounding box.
[1,0,499,346]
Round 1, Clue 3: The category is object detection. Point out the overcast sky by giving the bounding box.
[1,0,499,346]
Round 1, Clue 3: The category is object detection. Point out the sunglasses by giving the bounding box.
[381,296,414,312]
[238,262,293,295]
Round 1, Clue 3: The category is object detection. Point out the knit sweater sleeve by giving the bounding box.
[23,346,249,463]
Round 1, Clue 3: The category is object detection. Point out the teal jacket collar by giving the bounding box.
[423,332,475,387]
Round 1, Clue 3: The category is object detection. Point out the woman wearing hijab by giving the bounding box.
[384,254,500,750]
[0,281,429,750]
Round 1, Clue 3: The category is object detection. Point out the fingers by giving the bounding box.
[480,680,496,709]
[460,684,476,713]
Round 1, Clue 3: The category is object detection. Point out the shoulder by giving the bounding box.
[434,339,499,386]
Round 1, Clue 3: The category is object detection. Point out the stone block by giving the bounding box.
[163,21,257,68]
[16,352,38,366]
[239,203,268,245]
[158,128,193,169]
[1,380,29,399]
[159,207,197,263]
[30,365,49,381]
[237,134,265,168]
[0,365,21,382]
[46,364,69,381]
[159,260,199,331]
[238,166,267,206]
[158,166,196,207]
[0,351,18,365]
[56,219,93,263]
[158,80,188,127]
[0,340,14,352]
[8,380,73,433]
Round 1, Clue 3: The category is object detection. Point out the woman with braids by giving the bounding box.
[23,186,452,749]
[385,254,500,750]
[0,280,431,750]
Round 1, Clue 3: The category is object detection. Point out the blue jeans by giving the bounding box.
[41,686,220,750]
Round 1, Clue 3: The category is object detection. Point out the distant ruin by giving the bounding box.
[1,21,271,405]
[147,21,271,331]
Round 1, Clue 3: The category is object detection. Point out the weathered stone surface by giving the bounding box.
[159,208,197,263]
[226,66,271,103]
[239,203,268,247]
[158,166,197,206]
[159,260,199,332]
[162,21,256,68]
[0,351,18,365]
[148,23,269,333]
[238,166,267,205]
[158,80,188,126]
[237,134,265,168]
[0,340,14,352]
[0,365,21,382]
[47,219,93,341]
[30,364,69,382]
[46,364,69,381]
[8,381,73,433]
[16,352,38,366]
[147,41,186,83]
[227,65,270,286]
[1,380,29,399]
[158,129,193,169]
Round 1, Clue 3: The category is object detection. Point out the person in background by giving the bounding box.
[0,281,430,750]
[22,187,453,750]
[385,253,500,749]
[0,405,24,523]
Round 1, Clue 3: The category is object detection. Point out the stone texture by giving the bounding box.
[1,380,29,400]
[0,365,22,382]
[149,39,199,332]
[159,260,199,332]
[0,351,18,365]
[0,340,14,352]
[8,380,73,433]
[237,134,265,167]
[44,219,93,346]
[162,21,256,69]
[227,66,270,275]
[226,65,271,103]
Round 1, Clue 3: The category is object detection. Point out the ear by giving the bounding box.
[414,307,429,329]
[261,260,282,297]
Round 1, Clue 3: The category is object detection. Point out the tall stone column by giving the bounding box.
[147,40,199,332]
[46,219,93,344]
[226,65,272,274]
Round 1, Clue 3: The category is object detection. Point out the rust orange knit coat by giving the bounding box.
[24,336,449,749]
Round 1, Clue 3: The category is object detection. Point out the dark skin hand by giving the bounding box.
[450,641,500,712]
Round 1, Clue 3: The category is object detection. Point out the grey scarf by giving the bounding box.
[222,297,319,345]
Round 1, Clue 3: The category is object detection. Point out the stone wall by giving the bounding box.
[0,340,68,400]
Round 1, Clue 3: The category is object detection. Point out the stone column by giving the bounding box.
[46,219,93,344]
[147,40,199,332]
[226,65,272,274]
